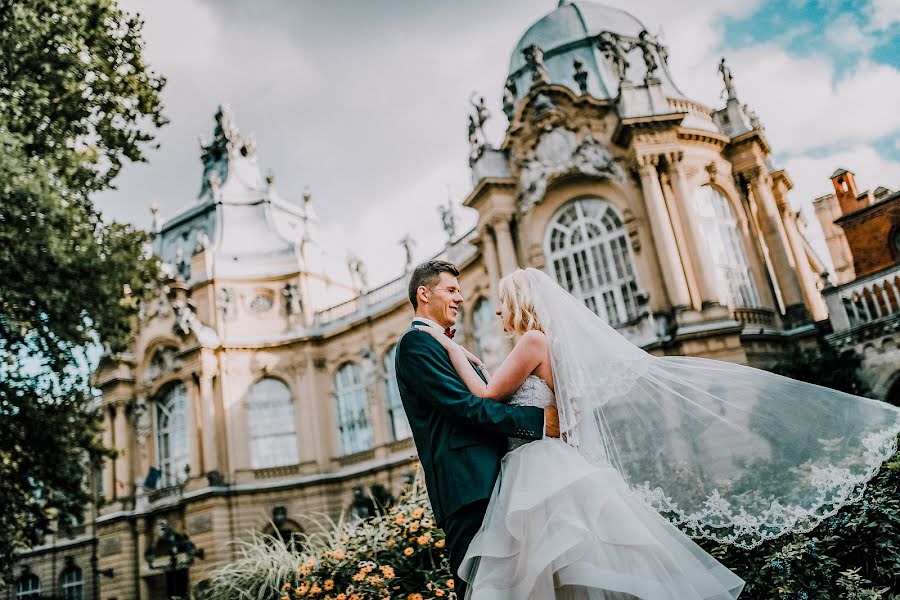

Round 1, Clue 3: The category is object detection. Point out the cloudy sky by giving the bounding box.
[99,0,900,288]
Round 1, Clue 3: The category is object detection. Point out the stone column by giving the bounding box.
[478,225,501,296]
[667,153,722,307]
[745,167,807,317]
[103,405,115,499]
[198,351,219,474]
[637,154,692,309]
[492,218,519,277]
[188,376,204,477]
[112,402,130,497]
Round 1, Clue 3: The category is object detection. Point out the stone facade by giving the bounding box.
[816,169,900,405]
[10,3,835,599]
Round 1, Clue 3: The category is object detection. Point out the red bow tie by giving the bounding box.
[443,327,456,340]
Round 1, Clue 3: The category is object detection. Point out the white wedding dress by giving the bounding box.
[459,375,745,600]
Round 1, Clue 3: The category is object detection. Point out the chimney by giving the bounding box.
[830,168,868,215]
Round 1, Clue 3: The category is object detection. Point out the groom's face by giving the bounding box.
[421,272,463,328]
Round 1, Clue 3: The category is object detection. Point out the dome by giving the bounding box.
[506,1,685,105]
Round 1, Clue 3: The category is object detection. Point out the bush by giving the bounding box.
[202,473,455,600]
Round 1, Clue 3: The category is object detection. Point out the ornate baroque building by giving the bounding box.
[10,3,834,598]
[815,168,900,403]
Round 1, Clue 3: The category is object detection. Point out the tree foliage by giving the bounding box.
[0,0,165,578]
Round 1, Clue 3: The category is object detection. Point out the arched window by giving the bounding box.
[545,198,641,324]
[472,297,503,368]
[334,363,373,455]
[60,566,84,600]
[16,573,41,599]
[156,383,189,487]
[247,378,299,469]
[383,345,411,441]
[693,185,760,308]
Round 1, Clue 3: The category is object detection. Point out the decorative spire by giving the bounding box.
[467,93,490,165]
[198,104,261,198]
[150,202,161,233]
[502,78,517,120]
[438,188,457,243]
[573,58,589,95]
[523,44,549,87]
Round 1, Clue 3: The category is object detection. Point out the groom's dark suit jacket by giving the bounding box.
[395,321,544,527]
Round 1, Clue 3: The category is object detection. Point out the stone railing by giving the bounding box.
[823,264,900,332]
[731,307,777,330]
[312,228,478,328]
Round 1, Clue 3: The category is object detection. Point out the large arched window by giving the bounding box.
[59,566,84,600]
[156,382,189,487]
[334,363,373,455]
[247,378,299,469]
[16,573,41,599]
[694,185,760,308]
[383,345,411,441]
[472,297,503,368]
[545,198,641,325]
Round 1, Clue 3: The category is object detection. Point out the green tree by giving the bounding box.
[0,0,165,579]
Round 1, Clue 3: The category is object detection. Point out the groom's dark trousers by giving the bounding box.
[395,323,545,597]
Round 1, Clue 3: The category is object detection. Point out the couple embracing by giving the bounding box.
[395,260,900,599]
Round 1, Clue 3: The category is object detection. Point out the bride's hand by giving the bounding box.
[414,324,456,351]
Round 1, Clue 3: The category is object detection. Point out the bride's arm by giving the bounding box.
[415,326,546,401]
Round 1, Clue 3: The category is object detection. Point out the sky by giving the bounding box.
[98,0,900,288]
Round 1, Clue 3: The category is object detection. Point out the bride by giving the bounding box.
[416,267,900,599]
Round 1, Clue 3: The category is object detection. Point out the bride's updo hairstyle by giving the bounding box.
[498,269,543,335]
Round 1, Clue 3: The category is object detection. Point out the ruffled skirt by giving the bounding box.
[458,439,745,599]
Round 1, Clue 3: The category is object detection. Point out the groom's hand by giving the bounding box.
[544,405,560,438]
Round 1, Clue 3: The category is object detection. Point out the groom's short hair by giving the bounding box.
[408,260,459,309]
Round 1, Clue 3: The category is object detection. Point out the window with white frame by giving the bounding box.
[60,566,84,600]
[383,345,411,441]
[693,185,761,308]
[16,573,40,599]
[334,363,373,455]
[247,378,299,469]
[545,198,641,325]
[156,382,189,487]
[472,297,503,368]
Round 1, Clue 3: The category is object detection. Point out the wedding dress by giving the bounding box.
[459,375,746,599]
[458,268,900,599]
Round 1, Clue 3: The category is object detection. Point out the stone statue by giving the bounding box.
[438,199,456,242]
[572,133,622,179]
[399,234,416,271]
[347,254,369,293]
[282,282,303,316]
[217,287,234,320]
[471,94,490,130]
[523,43,549,86]
[719,57,737,100]
[172,298,198,336]
[573,58,589,95]
[598,31,629,84]
[638,30,659,81]
[657,41,669,65]
[150,203,161,233]
[502,79,517,120]
[744,104,763,130]
[174,246,188,279]
[193,232,210,255]
[131,395,152,448]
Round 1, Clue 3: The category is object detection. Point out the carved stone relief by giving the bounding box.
[516,127,624,214]
[143,345,182,388]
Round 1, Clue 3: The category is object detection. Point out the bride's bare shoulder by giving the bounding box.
[516,329,548,350]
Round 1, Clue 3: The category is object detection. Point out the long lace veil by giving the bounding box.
[525,267,900,548]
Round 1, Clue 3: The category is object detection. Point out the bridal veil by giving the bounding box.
[524,267,900,548]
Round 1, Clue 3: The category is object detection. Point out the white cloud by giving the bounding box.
[867,0,900,30]
[824,19,878,54]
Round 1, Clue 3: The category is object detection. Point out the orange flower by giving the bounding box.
[380,565,395,579]
[282,596,290,600]
[336,595,347,600]
[435,591,446,597]
[446,579,455,590]
[412,507,424,519]
[366,574,383,586]
[395,514,406,525]
[323,580,334,591]
[386,539,396,547]
[408,595,424,600]
[309,584,321,595]
[434,539,445,548]
[333,549,346,560]
[417,534,431,545]
[408,522,420,533]
[282,582,293,591]
[404,546,415,556]
[305,559,316,568]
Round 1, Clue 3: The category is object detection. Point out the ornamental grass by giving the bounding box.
[201,472,456,600]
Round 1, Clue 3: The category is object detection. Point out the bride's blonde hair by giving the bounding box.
[498,269,543,335]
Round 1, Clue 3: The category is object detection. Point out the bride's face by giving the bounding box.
[495,296,511,332]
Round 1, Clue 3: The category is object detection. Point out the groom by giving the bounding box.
[395,259,560,596]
